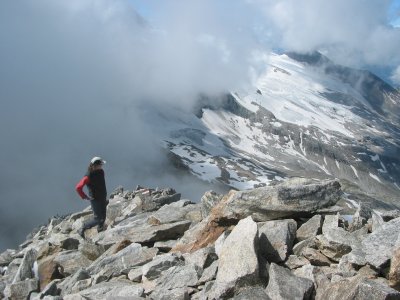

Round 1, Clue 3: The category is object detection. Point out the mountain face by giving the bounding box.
[162,52,400,205]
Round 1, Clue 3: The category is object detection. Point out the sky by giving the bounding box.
[1,0,400,251]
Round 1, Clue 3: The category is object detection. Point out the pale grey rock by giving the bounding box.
[148,200,197,224]
[12,248,37,283]
[348,202,371,232]
[258,219,297,263]
[59,268,90,296]
[140,191,181,212]
[69,278,92,295]
[71,280,145,299]
[214,231,229,258]
[322,214,339,234]
[209,217,259,299]
[201,191,223,218]
[5,278,39,300]
[37,279,62,298]
[232,286,271,300]
[0,249,15,266]
[87,243,158,278]
[296,215,323,241]
[371,211,385,232]
[128,267,142,282]
[316,276,400,300]
[219,179,341,222]
[5,258,22,279]
[150,287,190,300]
[198,260,218,285]
[155,264,201,290]
[293,238,316,256]
[97,220,192,246]
[285,255,310,270]
[265,263,314,300]
[301,248,332,266]
[361,217,400,270]
[154,240,177,252]
[142,253,184,280]
[53,250,92,276]
[78,241,106,261]
[183,246,217,270]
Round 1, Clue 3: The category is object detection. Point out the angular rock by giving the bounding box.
[128,267,143,282]
[60,237,80,251]
[296,215,323,242]
[97,220,192,246]
[265,263,314,300]
[140,190,181,212]
[183,246,217,270]
[201,191,223,219]
[87,243,158,278]
[142,253,184,280]
[53,250,92,276]
[371,211,385,232]
[361,217,400,270]
[58,268,90,296]
[78,241,106,261]
[301,248,332,266]
[232,286,271,300]
[4,278,39,300]
[258,219,297,263]
[148,200,199,225]
[285,255,310,270]
[0,249,15,266]
[151,287,190,300]
[209,217,259,299]
[317,276,400,300]
[348,202,371,232]
[293,238,316,256]
[214,231,229,258]
[68,280,145,299]
[389,247,400,290]
[154,240,177,252]
[155,264,201,290]
[198,260,218,285]
[12,248,37,283]
[38,279,61,298]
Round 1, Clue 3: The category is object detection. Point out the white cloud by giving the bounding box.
[391,65,400,85]
[250,0,400,68]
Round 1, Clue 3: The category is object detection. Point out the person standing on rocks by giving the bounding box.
[75,156,108,238]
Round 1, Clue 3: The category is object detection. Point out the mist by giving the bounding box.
[1,0,400,251]
[0,0,258,250]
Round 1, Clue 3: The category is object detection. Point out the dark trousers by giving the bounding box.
[82,198,107,231]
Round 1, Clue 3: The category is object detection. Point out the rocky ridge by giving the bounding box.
[1,179,400,299]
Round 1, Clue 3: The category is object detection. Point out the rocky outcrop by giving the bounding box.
[1,181,400,299]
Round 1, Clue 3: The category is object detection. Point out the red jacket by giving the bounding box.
[75,176,90,199]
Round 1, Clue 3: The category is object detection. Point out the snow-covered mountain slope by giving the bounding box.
[162,52,400,203]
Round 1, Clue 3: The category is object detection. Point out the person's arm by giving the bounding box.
[75,176,90,200]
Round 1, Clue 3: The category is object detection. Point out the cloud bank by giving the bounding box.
[0,0,259,250]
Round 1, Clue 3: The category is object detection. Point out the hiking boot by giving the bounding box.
[97,224,105,232]
[78,228,85,239]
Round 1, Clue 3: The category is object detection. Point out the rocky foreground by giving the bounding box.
[1,178,400,299]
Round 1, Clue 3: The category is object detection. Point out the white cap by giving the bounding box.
[90,156,106,165]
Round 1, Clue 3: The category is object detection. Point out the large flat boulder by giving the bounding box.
[220,179,341,222]
[87,243,158,277]
[96,220,192,246]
